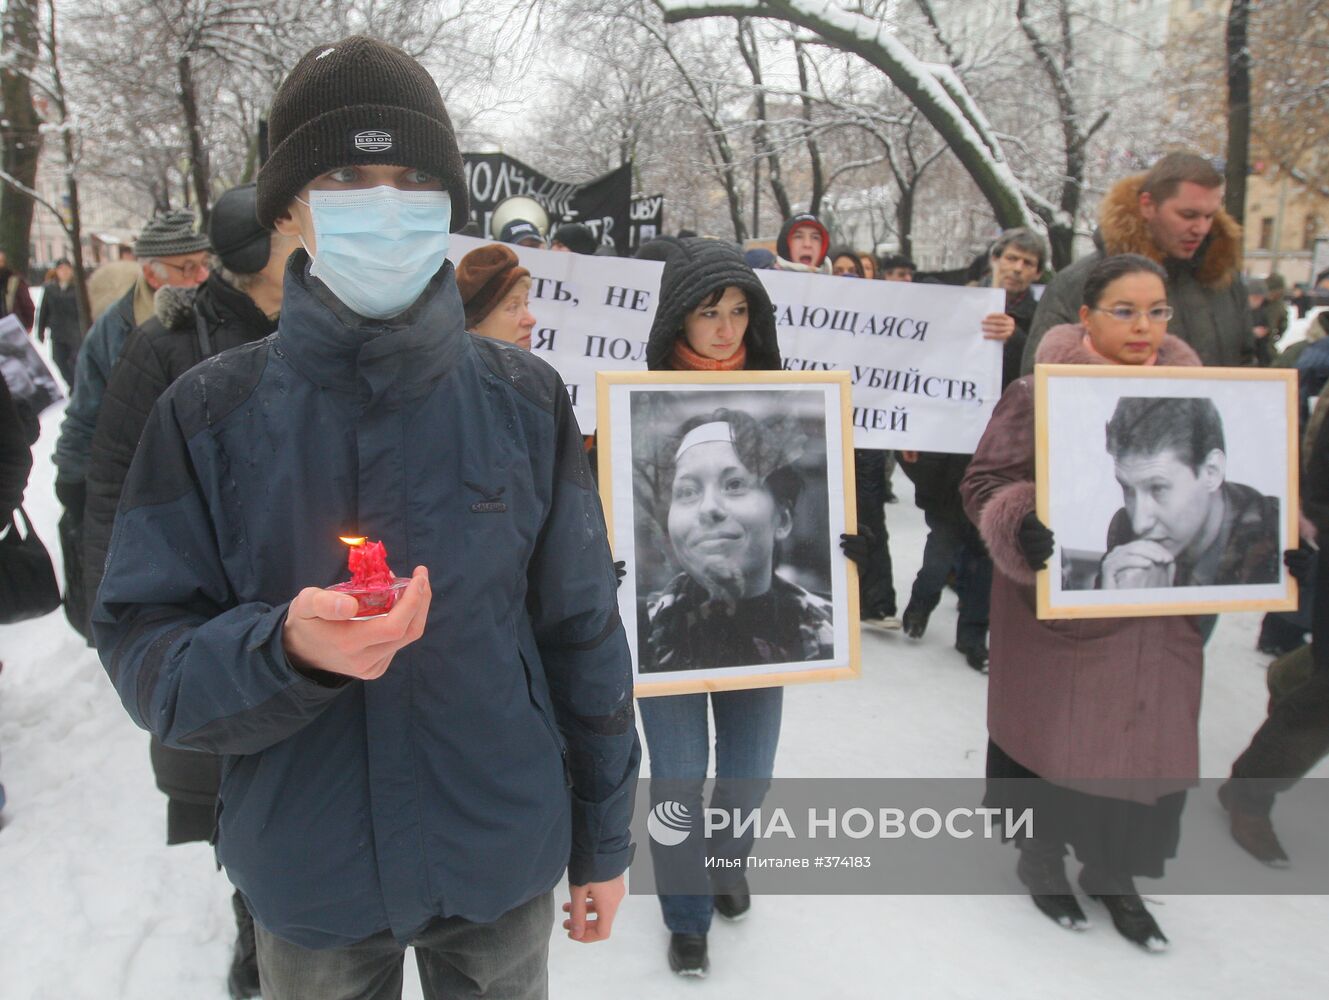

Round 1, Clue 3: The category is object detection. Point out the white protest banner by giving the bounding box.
[447,235,1003,451]
[756,269,1005,452]
[447,234,661,430]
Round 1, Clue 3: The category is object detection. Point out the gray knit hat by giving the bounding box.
[134,209,211,258]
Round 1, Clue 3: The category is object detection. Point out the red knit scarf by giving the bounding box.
[671,339,748,372]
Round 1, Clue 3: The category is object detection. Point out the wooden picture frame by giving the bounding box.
[1035,364,1298,620]
[596,370,860,696]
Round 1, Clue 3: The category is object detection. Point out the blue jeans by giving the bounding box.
[253,892,552,1000]
[637,686,783,934]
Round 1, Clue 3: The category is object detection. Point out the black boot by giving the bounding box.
[667,933,709,977]
[902,602,931,639]
[228,890,261,999]
[1015,840,1089,931]
[713,874,751,921]
[954,637,989,673]
[1079,868,1168,952]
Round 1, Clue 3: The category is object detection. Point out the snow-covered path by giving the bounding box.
[2,352,1327,999]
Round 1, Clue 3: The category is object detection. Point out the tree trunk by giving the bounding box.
[63,141,92,332]
[43,0,90,330]
[0,0,44,274]
[794,40,825,218]
[1014,0,1104,269]
[1225,0,1251,224]
[735,20,791,224]
[896,185,914,261]
[177,52,212,229]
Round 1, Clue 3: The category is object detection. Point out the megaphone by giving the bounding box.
[489,195,550,241]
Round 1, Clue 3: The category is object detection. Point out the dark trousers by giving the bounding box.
[908,510,992,644]
[253,892,554,1000]
[1228,547,1329,815]
[854,449,897,617]
[57,501,91,642]
[1258,546,1316,651]
[51,338,77,388]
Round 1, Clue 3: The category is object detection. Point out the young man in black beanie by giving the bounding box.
[92,36,638,1000]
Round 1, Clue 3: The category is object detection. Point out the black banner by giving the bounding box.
[630,193,665,251]
[462,153,632,253]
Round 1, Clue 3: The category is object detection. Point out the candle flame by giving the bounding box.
[339,536,367,547]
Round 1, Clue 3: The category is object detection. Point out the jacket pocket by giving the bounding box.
[516,640,571,787]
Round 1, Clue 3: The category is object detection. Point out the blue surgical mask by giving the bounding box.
[298,186,452,320]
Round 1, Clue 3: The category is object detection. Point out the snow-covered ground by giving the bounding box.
[2,336,1327,999]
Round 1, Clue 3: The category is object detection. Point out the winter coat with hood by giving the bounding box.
[643,236,782,373]
[774,213,831,274]
[92,251,640,949]
[84,272,278,819]
[636,238,837,666]
[1022,174,1253,372]
[961,323,1206,803]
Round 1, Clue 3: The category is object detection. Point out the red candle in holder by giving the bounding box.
[331,536,410,618]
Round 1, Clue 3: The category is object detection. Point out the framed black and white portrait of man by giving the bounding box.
[1035,365,1299,619]
[596,370,860,696]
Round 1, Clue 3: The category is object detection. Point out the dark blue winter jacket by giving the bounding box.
[93,253,640,948]
[53,283,138,485]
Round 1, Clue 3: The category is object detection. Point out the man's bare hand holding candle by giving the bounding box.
[283,566,432,681]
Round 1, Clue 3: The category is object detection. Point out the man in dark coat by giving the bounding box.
[51,210,210,640]
[84,183,289,999]
[894,228,1044,669]
[1220,407,1329,865]
[34,258,84,386]
[1023,152,1253,371]
[976,228,1044,387]
[92,37,637,1000]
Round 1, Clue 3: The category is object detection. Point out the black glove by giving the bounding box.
[55,478,86,518]
[1284,548,1315,584]
[1017,512,1054,571]
[839,525,877,567]
[613,560,626,588]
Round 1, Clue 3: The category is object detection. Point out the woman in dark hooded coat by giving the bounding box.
[632,237,859,978]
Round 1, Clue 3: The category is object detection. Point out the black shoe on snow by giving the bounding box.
[228,891,261,999]
[1016,843,1088,931]
[955,638,989,673]
[902,604,930,639]
[668,933,709,977]
[1079,869,1168,952]
[713,877,751,921]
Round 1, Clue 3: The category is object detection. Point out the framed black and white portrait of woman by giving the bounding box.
[596,370,860,696]
[1035,365,1299,619]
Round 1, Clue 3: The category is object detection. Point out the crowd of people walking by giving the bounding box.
[2,33,1327,1000]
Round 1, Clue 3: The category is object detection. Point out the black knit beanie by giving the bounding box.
[255,36,468,230]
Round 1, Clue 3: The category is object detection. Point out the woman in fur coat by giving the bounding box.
[961,254,1205,952]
